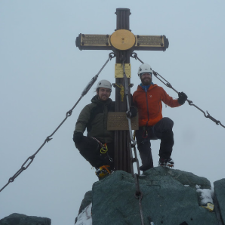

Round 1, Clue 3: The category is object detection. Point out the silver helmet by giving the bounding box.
[137,63,153,78]
[96,80,112,91]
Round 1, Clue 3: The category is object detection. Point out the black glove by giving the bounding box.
[178,92,188,105]
[126,106,137,118]
[73,132,83,144]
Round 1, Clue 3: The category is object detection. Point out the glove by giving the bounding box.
[73,132,83,144]
[126,106,137,118]
[178,92,188,105]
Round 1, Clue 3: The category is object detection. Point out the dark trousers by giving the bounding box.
[75,136,114,169]
[135,117,174,170]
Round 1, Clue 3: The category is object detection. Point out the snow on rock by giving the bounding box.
[75,203,92,225]
[196,185,213,205]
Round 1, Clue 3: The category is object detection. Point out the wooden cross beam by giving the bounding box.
[75,8,169,174]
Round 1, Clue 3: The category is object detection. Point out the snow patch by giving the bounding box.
[75,203,92,225]
[196,185,214,205]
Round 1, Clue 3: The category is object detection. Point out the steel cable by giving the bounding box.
[122,60,144,225]
[0,52,115,193]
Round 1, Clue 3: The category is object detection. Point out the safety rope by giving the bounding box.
[122,60,145,225]
[0,52,115,193]
[131,52,225,129]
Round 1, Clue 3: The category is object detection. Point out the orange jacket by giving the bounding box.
[133,84,181,127]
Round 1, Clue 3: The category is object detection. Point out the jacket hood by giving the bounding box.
[137,83,158,91]
[91,94,112,105]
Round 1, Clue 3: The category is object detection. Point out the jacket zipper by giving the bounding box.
[145,90,150,127]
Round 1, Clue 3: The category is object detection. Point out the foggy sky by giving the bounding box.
[0,1,224,224]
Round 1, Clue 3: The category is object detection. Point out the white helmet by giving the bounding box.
[96,80,112,91]
[137,63,153,77]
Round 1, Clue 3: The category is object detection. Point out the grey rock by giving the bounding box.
[91,167,218,225]
[0,213,51,225]
[214,178,225,224]
[78,190,92,214]
[143,166,211,189]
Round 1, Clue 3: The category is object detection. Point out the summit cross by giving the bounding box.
[75,8,169,173]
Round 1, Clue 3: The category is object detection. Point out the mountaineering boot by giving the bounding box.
[95,165,112,179]
[158,158,174,168]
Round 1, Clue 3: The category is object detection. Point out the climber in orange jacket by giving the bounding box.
[133,63,188,171]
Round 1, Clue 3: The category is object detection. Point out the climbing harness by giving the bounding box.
[131,52,225,129]
[100,144,108,154]
[121,60,145,225]
[91,137,113,162]
[142,127,149,139]
[0,52,115,193]
[91,137,113,179]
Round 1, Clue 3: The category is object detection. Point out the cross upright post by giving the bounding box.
[113,8,133,173]
[75,8,169,173]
